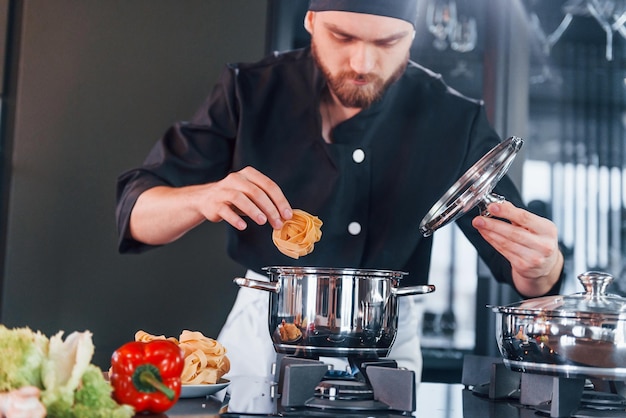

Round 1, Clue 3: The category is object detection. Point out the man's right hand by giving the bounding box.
[129,166,293,245]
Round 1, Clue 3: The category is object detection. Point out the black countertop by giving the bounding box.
[162,379,626,418]
[148,381,522,418]
[143,368,626,418]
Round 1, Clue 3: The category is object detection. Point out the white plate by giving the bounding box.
[180,379,230,398]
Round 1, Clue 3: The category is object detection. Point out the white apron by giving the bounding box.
[218,270,424,382]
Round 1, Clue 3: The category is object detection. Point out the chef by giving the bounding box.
[116,0,564,382]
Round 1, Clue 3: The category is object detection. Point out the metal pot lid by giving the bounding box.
[491,271,626,319]
[419,136,523,237]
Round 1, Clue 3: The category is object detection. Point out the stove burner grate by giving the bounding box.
[462,354,626,417]
[276,355,416,415]
[315,379,374,401]
[304,396,395,412]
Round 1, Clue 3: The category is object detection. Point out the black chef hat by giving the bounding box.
[308,0,419,27]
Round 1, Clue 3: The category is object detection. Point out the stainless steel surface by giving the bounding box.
[491,271,626,371]
[504,359,626,380]
[234,266,436,357]
[419,136,524,237]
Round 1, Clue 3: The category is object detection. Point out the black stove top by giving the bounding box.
[162,355,626,418]
[461,354,626,418]
[166,355,417,418]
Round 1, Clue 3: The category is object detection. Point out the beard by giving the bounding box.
[312,39,408,108]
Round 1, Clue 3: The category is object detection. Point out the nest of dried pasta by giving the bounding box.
[272,209,322,259]
[135,330,230,384]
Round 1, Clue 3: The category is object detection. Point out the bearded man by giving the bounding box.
[116,0,564,383]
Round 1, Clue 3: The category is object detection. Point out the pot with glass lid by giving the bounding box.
[490,271,626,379]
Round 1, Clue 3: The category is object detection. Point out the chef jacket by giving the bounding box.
[116,47,557,293]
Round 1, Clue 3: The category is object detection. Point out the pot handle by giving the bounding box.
[392,284,436,297]
[233,277,281,293]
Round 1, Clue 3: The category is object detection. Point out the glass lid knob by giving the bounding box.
[419,136,524,237]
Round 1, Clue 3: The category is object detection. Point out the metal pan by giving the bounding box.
[235,266,435,357]
[490,271,626,378]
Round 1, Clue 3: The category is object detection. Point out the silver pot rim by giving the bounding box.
[262,266,408,279]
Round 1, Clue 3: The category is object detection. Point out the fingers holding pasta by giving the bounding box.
[129,166,294,246]
[200,167,293,231]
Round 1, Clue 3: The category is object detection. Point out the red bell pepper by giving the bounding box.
[110,340,184,414]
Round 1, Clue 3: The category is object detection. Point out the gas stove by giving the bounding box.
[220,355,416,417]
[461,354,626,417]
[166,354,626,417]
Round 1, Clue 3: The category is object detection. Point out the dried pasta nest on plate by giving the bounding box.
[134,329,230,385]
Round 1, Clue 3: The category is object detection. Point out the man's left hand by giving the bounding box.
[471,201,564,298]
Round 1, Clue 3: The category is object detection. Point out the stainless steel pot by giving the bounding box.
[234,266,435,357]
[491,271,626,377]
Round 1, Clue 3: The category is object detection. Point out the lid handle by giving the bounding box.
[578,271,613,297]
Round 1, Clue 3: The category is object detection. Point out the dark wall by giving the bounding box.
[0,0,267,368]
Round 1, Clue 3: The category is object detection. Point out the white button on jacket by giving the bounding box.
[348,222,361,235]
[352,149,365,163]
